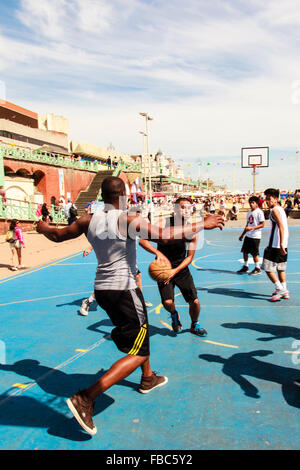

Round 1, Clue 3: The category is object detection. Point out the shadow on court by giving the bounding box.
[197,286,270,300]
[199,350,300,408]
[196,267,239,275]
[56,299,98,312]
[87,319,176,338]
[0,394,94,441]
[222,322,300,341]
[0,360,138,396]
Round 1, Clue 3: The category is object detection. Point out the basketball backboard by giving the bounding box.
[241,147,269,168]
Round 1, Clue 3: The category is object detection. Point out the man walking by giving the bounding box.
[261,188,289,301]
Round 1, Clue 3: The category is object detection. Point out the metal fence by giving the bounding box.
[0,197,68,224]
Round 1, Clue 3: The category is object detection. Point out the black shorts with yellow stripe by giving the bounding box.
[94,288,150,357]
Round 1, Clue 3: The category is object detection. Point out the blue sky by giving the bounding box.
[1,0,300,190]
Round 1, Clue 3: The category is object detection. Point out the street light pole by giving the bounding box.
[139,112,153,221]
[139,131,147,199]
[296,149,299,189]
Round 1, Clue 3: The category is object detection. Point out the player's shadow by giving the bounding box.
[196,267,239,275]
[87,319,175,338]
[0,359,138,396]
[0,357,143,439]
[0,393,94,442]
[199,350,300,408]
[222,322,300,342]
[197,286,269,300]
[56,298,98,312]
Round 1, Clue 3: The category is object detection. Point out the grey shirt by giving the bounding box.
[87,209,137,290]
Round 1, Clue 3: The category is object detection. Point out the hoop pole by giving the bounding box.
[252,164,257,194]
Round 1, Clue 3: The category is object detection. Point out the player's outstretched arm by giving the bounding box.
[36,213,91,242]
[128,214,224,244]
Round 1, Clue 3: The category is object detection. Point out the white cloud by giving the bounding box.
[75,0,113,33]
[1,0,300,190]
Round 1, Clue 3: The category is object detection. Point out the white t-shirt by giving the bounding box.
[246,208,265,239]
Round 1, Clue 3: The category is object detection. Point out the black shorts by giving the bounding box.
[263,247,288,263]
[158,268,197,304]
[241,236,260,257]
[94,288,150,357]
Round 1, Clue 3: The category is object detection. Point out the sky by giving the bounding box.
[1,0,300,190]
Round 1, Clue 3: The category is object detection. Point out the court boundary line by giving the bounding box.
[0,251,83,285]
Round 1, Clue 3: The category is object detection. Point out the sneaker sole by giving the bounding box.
[66,398,97,435]
[248,272,261,276]
[79,309,89,316]
[138,376,168,394]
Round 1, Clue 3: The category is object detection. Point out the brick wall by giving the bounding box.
[4,158,95,204]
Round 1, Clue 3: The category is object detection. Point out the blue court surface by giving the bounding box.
[0,227,299,450]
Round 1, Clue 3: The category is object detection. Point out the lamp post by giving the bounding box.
[296,149,299,189]
[139,112,153,220]
[139,131,147,199]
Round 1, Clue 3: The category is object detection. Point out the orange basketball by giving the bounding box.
[148,259,172,282]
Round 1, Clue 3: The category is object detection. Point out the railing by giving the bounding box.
[112,162,142,175]
[0,197,68,224]
[0,144,107,173]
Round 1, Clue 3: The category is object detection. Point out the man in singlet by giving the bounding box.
[139,197,207,337]
[261,188,289,302]
[237,195,265,275]
[37,177,224,435]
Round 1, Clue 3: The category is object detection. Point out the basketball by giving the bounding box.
[148,259,172,282]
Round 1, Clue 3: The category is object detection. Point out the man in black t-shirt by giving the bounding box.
[139,198,207,337]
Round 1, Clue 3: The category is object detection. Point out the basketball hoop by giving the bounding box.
[241,147,268,195]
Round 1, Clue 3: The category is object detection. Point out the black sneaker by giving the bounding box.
[139,372,168,394]
[190,322,207,337]
[248,267,261,275]
[237,266,249,274]
[171,311,182,333]
[293,379,300,388]
[66,391,97,435]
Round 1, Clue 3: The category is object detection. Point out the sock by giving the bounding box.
[88,295,94,303]
[275,281,283,290]
[244,260,249,267]
[281,282,287,290]
[255,262,260,268]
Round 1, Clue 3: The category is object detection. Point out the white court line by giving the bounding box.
[0,291,91,307]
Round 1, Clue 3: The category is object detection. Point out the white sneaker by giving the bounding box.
[269,288,288,302]
[281,290,290,300]
[145,301,153,307]
[80,299,91,316]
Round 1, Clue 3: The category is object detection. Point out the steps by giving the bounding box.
[75,170,114,215]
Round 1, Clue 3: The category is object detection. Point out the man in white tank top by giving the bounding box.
[261,188,289,302]
[37,176,225,436]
